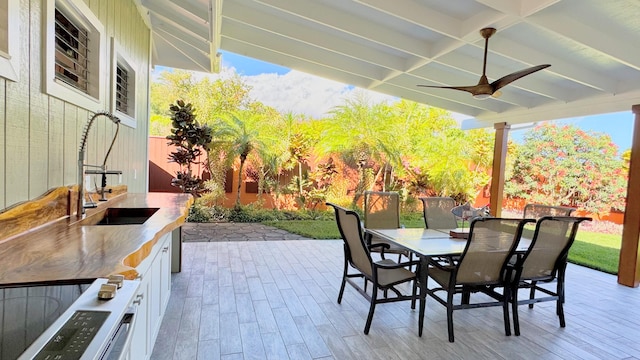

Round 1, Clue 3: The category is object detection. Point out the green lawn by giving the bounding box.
[262,218,621,274]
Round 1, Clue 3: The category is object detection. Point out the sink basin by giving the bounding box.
[92,207,160,225]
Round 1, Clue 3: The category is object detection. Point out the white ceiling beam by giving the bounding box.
[209,0,223,72]
[464,89,640,129]
[169,0,208,23]
[518,0,562,16]
[153,32,211,72]
[353,0,462,37]
[223,2,405,71]
[154,27,210,63]
[252,0,431,58]
[488,37,617,93]
[151,17,210,54]
[222,37,383,93]
[474,0,559,17]
[528,12,640,71]
[459,9,514,39]
[222,21,387,81]
[142,0,209,40]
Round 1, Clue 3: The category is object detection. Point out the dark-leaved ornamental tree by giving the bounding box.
[166,100,213,197]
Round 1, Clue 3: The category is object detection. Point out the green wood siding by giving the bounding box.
[0,0,151,210]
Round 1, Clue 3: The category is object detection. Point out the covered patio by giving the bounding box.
[139,0,640,286]
[151,239,640,359]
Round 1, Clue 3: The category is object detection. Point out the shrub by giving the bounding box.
[187,203,213,222]
[228,206,280,222]
[191,204,336,223]
[187,201,229,222]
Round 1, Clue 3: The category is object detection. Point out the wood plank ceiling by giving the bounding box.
[135,0,640,129]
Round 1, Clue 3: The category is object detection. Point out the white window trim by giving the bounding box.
[43,0,105,110]
[0,0,20,81]
[110,38,137,128]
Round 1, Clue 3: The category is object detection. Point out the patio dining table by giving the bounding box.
[364,227,531,258]
[364,227,532,333]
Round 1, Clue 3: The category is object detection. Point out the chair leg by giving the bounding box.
[528,280,537,308]
[337,258,348,304]
[364,286,378,334]
[461,287,471,305]
[418,290,426,337]
[503,287,511,336]
[512,284,521,336]
[446,289,455,342]
[411,279,418,309]
[557,275,566,327]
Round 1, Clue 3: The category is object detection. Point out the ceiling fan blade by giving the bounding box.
[491,64,551,92]
[417,84,481,95]
[417,29,551,98]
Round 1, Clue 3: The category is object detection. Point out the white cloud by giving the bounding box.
[242,70,396,118]
[154,65,467,121]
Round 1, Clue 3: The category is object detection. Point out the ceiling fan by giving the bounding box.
[417,27,551,99]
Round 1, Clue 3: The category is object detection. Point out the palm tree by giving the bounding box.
[319,92,393,206]
[212,113,263,208]
[280,112,314,206]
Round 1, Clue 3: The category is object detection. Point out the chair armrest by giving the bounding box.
[369,242,390,251]
[374,259,421,270]
[369,242,390,258]
[429,256,457,271]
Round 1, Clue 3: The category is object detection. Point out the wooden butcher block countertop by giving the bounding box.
[0,192,193,287]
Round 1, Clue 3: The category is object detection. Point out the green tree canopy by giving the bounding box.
[150,68,501,208]
[150,70,251,136]
[504,123,627,213]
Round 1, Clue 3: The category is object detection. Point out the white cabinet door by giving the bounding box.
[159,234,172,314]
[149,233,171,341]
[128,232,173,360]
[149,244,162,341]
[128,274,150,360]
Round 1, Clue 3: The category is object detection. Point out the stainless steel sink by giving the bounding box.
[91,207,159,225]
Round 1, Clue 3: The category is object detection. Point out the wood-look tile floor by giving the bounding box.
[151,240,640,360]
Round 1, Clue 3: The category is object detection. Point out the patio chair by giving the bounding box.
[363,191,412,262]
[425,217,532,342]
[420,197,458,229]
[327,202,424,335]
[523,203,575,220]
[508,216,591,336]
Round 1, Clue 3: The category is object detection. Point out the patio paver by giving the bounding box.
[152,226,640,360]
[182,222,313,242]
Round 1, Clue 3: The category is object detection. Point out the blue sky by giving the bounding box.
[220,50,635,152]
[222,51,289,76]
[510,112,634,151]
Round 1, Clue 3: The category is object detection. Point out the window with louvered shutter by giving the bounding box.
[44,0,104,109]
[116,64,129,114]
[54,8,89,93]
[110,38,137,127]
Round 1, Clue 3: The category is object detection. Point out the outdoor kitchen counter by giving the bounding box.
[0,192,193,287]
